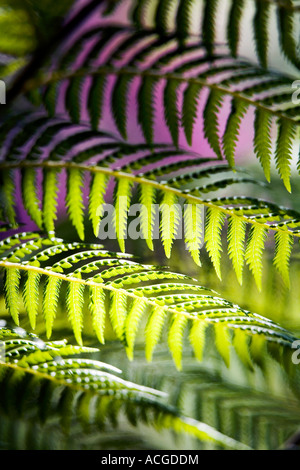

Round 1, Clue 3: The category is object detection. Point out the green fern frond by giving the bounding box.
[227,215,246,285]
[66,168,85,241]
[123,0,300,69]
[0,233,298,372]
[115,347,300,450]
[0,323,251,450]
[202,0,219,56]
[0,119,299,285]
[253,109,273,183]
[204,207,226,280]
[159,190,180,259]
[275,119,297,193]
[245,225,268,291]
[27,26,300,187]
[273,231,294,288]
[114,178,134,253]
[222,99,249,168]
[253,0,271,69]
[227,0,245,57]
[203,89,224,160]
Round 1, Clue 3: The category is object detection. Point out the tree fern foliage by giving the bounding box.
[0,232,298,373]
[0,113,299,287]
[1,0,300,451]
[19,23,299,191]
[108,346,300,450]
[103,0,300,70]
[0,322,251,450]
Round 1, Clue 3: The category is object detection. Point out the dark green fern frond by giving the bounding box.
[119,0,300,69]
[27,26,300,188]
[0,233,298,372]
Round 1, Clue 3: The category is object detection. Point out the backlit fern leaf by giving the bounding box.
[4,267,20,326]
[214,321,231,368]
[1,119,299,286]
[273,231,294,289]
[21,168,43,229]
[183,203,203,267]
[275,119,297,193]
[23,270,41,330]
[89,286,106,344]
[66,168,85,241]
[168,313,188,370]
[227,215,246,285]
[114,178,134,253]
[1,232,297,371]
[245,225,268,291]
[66,273,85,346]
[254,109,273,183]
[205,207,226,280]
[89,172,109,238]
[42,168,60,235]
[160,191,181,259]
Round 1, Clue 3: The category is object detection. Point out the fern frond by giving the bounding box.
[42,168,60,235]
[160,190,180,258]
[116,347,300,450]
[28,26,300,186]
[227,0,245,57]
[0,233,298,371]
[253,0,271,69]
[0,118,299,285]
[245,225,268,291]
[203,89,224,160]
[204,207,226,280]
[182,82,202,146]
[275,119,297,193]
[227,215,246,285]
[124,0,300,69]
[253,109,273,183]
[222,99,249,168]
[202,0,219,56]
[0,323,251,450]
[114,178,134,253]
[273,231,294,288]
[66,168,85,241]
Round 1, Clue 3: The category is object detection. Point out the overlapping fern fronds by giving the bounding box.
[110,347,300,450]
[1,114,299,288]
[0,232,298,372]
[0,322,250,450]
[103,0,300,70]
[25,25,300,191]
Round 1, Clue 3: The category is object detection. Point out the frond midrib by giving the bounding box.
[0,258,296,346]
[25,64,300,125]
